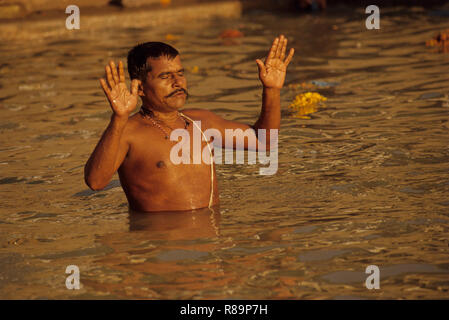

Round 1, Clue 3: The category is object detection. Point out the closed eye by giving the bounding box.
[159,69,184,79]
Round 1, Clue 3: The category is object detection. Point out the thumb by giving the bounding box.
[131,79,139,96]
[256,59,266,74]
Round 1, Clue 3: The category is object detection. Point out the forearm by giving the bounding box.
[251,34,293,149]
[254,87,281,131]
[251,87,281,151]
[84,115,127,190]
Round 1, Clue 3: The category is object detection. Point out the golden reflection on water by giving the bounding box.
[1,6,449,299]
[81,207,229,299]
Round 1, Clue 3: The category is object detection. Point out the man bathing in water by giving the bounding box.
[84,35,294,212]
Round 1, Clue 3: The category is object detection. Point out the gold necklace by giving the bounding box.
[140,107,189,139]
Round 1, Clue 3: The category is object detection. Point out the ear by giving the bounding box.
[137,80,145,97]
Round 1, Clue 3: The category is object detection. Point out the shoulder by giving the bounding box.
[180,108,222,128]
[124,112,142,132]
[180,108,217,120]
[120,111,154,142]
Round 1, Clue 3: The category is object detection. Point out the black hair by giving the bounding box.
[127,42,179,82]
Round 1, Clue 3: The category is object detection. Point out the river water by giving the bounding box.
[1,5,449,299]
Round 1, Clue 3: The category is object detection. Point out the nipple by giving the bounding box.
[156,161,166,168]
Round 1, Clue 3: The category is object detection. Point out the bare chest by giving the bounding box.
[122,123,214,176]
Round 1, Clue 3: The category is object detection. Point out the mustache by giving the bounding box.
[166,88,188,98]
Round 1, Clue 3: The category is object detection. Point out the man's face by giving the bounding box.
[139,55,188,112]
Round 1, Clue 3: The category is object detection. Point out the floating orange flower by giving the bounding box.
[426,29,449,53]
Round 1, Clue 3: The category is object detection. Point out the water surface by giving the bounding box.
[1,6,449,299]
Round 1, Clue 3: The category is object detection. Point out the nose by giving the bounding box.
[171,74,183,87]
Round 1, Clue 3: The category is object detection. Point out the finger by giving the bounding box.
[275,35,284,59]
[284,48,295,66]
[131,79,139,96]
[100,78,111,98]
[119,61,125,83]
[267,37,279,61]
[106,65,115,88]
[281,37,287,61]
[256,59,266,75]
[110,61,120,85]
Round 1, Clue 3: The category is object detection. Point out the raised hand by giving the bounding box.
[256,35,295,89]
[100,60,139,118]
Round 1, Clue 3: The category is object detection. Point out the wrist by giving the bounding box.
[263,86,281,91]
[111,113,129,125]
[263,86,281,96]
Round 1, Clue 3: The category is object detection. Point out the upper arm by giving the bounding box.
[113,127,130,172]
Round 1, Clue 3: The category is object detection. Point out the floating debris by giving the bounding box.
[288,82,315,90]
[310,80,339,88]
[160,0,171,6]
[426,29,449,53]
[288,80,338,90]
[219,29,244,39]
[165,34,180,41]
[18,83,54,91]
[186,66,200,74]
[288,92,327,119]
[190,66,199,74]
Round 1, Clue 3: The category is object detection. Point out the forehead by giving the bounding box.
[146,55,182,74]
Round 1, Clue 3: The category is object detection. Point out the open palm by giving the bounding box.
[256,35,295,89]
[100,60,139,118]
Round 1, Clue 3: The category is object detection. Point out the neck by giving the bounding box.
[142,106,180,126]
